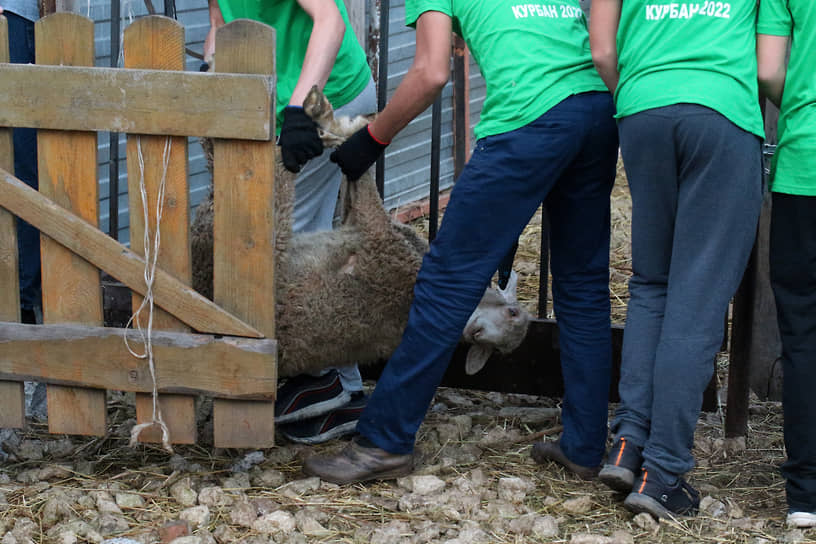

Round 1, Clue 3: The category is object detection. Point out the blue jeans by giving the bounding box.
[611,105,762,483]
[6,12,41,311]
[357,92,618,466]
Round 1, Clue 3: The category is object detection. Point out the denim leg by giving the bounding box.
[357,92,614,454]
[770,193,816,513]
[547,94,618,467]
[612,110,679,450]
[644,106,762,481]
[7,13,41,311]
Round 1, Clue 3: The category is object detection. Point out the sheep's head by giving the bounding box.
[462,271,531,375]
[303,85,375,147]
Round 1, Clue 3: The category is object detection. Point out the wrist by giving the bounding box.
[367,124,391,146]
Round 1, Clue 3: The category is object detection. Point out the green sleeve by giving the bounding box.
[757,0,792,36]
[405,0,453,28]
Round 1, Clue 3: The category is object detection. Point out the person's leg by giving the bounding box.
[642,106,762,484]
[610,108,680,450]
[7,13,41,320]
[275,82,376,435]
[544,92,618,468]
[769,192,816,520]
[355,94,602,455]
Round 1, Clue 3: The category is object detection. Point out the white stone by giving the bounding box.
[170,482,198,507]
[197,487,233,507]
[252,511,296,535]
[497,477,533,503]
[114,493,145,509]
[179,506,211,528]
[561,495,593,514]
[398,475,445,495]
[532,515,559,538]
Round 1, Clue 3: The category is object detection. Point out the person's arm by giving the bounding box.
[756,34,789,108]
[288,0,346,107]
[367,10,452,142]
[203,0,225,64]
[589,0,621,94]
[329,10,451,180]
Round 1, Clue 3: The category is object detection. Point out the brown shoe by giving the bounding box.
[531,440,599,480]
[302,436,414,484]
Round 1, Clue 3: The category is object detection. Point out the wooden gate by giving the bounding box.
[0,14,279,448]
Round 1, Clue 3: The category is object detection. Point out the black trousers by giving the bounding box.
[770,192,816,513]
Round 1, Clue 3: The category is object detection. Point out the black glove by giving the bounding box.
[330,125,389,181]
[279,106,323,173]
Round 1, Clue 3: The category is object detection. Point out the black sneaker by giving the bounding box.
[274,370,351,424]
[624,468,700,519]
[279,392,367,445]
[599,436,643,493]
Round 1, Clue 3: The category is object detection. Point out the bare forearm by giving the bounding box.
[589,0,621,93]
[289,0,345,106]
[757,34,790,108]
[368,10,452,143]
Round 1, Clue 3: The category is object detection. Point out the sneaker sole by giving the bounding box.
[787,512,816,528]
[624,492,697,520]
[275,390,351,424]
[599,465,636,493]
[280,420,358,445]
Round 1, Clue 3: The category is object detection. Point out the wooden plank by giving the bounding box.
[34,13,106,436]
[124,16,196,445]
[0,168,264,338]
[0,16,25,430]
[343,0,366,49]
[0,322,276,398]
[212,20,277,449]
[0,64,274,140]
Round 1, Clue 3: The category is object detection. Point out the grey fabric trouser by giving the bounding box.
[611,104,763,483]
[294,79,377,392]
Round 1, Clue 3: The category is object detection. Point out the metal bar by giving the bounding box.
[108,0,120,239]
[537,207,550,318]
[428,96,441,241]
[452,35,468,179]
[163,0,176,19]
[374,0,389,199]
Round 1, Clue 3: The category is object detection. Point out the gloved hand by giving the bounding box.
[279,106,324,173]
[330,125,389,181]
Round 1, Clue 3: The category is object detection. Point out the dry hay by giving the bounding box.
[1,161,807,543]
[408,157,632,323]
[0,376,803,544]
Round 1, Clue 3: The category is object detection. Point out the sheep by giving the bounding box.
[191,86,531,377]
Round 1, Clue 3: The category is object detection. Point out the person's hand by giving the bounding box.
[330,125,389,181]
[279,106,323,173]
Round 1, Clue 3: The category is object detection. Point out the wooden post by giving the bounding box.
[35,13,107,436]
[210,20,278,448]
[0,16,26,429]
[124,16,196,445]
[451,35,470,179]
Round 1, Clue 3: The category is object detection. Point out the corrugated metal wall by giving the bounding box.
[87,0,211,245]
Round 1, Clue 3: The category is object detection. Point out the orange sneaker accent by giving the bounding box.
[638,470,648,493]
[614,438,627,466]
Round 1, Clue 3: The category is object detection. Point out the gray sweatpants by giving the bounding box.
[294,79,377,392]
[611,104,763,483]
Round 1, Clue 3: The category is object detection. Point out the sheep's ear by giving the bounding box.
[499,271,519,303]
[465,344,494,375]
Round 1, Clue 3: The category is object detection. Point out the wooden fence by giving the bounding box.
[0,14,280,448]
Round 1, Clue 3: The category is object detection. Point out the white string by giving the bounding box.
[124,135,174,453]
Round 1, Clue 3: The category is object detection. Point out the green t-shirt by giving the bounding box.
[217,0,371,135]
[405,0,607,140]
[614,0,764,138]
[757,0,816,196]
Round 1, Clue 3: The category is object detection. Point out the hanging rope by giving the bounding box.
[124,136,174,453]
